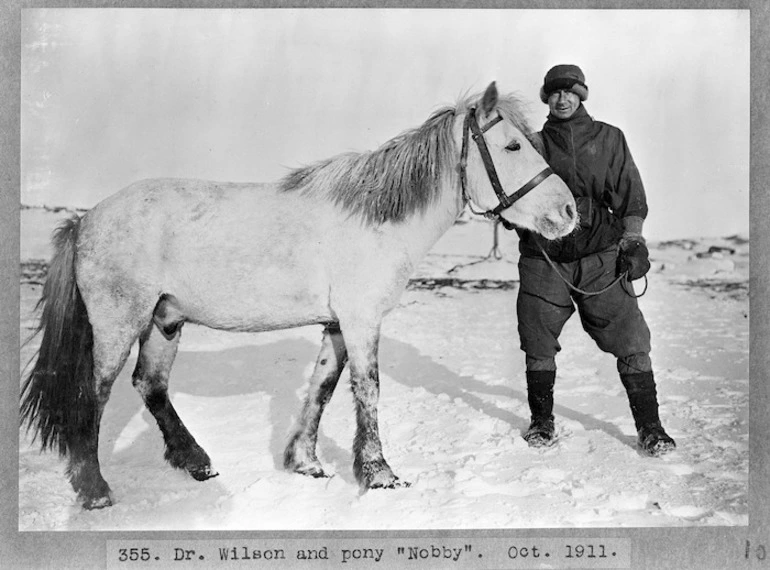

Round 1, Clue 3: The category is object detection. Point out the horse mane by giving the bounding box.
[279,90,534,225]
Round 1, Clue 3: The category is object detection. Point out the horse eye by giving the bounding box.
[505,140,521,152]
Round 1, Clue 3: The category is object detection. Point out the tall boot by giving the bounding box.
[620,372,676,456]
[523,370,556,448]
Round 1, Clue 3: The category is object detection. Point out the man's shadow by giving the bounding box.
[379,335,635,449]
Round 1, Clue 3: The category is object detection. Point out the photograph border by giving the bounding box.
[2,1,766,568]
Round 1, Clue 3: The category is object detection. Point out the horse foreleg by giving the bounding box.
[132,322,218,482]
[284,323,347,478]
[344,322,410,490]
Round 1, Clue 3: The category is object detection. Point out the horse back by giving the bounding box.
[75,178,338,332]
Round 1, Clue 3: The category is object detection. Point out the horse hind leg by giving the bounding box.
[132,297,218,482]
[18,217,124,509]
[70,315,139,509]
[284,323,347,478]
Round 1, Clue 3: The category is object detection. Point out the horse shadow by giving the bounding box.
[100,336,356,506]
[98,328,636,512]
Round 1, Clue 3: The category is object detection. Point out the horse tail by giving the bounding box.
[20,215,96,457]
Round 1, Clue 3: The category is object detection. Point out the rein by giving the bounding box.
[459,107,553,230]
[537,242,648,298]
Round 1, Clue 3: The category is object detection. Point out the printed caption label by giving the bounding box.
[107,538,631,569]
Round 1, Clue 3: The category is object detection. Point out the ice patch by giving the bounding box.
[523,467,570,484]
[570,484,604,500]
[665,463,695,476]
[561,383,607,394]
[560,434,595,454]
[461,478,534,498]
[711,511,749,525]
[663,504,712,521]
[605,493,649,511]
[666,394,692,403]
[711,470,748,482]
[572,509,614,525]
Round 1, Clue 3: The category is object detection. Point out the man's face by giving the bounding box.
[547,89,581,120]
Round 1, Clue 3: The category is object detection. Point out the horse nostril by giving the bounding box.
[565,203,575,220]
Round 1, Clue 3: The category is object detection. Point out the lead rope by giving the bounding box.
[447,220,505,274]
[537,243,648,298]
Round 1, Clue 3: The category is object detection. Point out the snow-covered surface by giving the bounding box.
[19,208,749,530]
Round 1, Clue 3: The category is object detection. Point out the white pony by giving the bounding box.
[21,82,576,509]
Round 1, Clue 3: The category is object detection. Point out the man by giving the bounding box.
[516,64,676,457]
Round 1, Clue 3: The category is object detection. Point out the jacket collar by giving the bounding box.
[545,104,591,127]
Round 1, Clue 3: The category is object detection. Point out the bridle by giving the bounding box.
[457,107,646,298]
[458,107,553,231]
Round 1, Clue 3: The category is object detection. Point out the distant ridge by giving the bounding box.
[21,204,88,215]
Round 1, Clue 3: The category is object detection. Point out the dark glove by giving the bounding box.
[617,236,650,280]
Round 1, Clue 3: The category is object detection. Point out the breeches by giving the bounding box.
[517,249,652,373]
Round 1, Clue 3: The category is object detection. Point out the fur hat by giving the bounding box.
[540,64,589,103]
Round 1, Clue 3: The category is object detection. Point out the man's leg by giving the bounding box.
[523,357,557,447]
[618,354,676,456]
[577,250,676,456]
[517,256,574,447]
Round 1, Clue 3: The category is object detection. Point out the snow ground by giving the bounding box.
[18,208,749,530]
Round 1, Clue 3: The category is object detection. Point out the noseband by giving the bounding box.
[459,107,553,230]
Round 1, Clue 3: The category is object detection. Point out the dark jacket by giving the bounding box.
[518,105,648,262]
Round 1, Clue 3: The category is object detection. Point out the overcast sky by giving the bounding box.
[21,8,749,240]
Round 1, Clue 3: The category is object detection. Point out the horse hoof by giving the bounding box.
[370,477,411,490]
[189,465,219,481]
[82,494,113,510]
[310,470,332,479]
[292,463,331,479]
[365,471,410,490]
[77,480,114,510]
[356,459,409,490]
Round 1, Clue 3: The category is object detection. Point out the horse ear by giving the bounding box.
[481,81,498,117]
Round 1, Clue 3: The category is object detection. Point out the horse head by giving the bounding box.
[457,82,577,240]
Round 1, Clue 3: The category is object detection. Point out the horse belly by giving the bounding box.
[162,207,334,332]
[174,265,332,333]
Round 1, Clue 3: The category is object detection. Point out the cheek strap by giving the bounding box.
[459,107,554,230]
